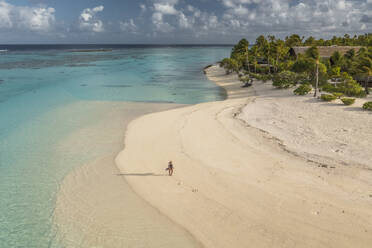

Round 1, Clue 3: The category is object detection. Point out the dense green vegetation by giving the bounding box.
[321,94,337,102]
[341,98,356,105]
[272,71,297,89]
[332,92,344,99]
[363,101,372,111]
[294,84,312,95]
[220,34,372,98]
[321,73,366,97]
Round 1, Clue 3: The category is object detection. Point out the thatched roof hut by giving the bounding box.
[290,46,362,58]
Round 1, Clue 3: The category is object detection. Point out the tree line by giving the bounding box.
[220,34,372,98]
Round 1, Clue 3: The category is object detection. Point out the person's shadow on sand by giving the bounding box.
[116,173,168,177]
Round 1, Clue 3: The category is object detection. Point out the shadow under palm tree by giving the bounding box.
[116,173,168,177]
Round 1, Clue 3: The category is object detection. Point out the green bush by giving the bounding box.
[220,58,240,74]
[341,98,355,105]
[321,75,366,97]
[255,66,270,74]
[294,73,310,85]
[333,92,344,99]
[321,83,337,93]
[363,101,372,111]
[239,76,250,82]
[248,73,272,82]
[260,74,272,82]
[342,81,366,97]
[272,71,297,89]
[291,57,313,73]
[294,84,312,95]
[321,94,337,102]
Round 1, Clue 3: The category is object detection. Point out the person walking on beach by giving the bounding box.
[166,161,174,176]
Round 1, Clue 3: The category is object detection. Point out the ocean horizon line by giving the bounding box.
[0,44,234,52]
[0,43,234,46]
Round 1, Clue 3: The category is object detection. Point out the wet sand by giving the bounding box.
[54,101,202,248]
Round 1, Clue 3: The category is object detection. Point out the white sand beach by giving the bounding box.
[116,65,372,248]
[240,78,372,169]
[54,101,202,248]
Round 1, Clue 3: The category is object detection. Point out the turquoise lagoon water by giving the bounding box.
[0,46,231,247]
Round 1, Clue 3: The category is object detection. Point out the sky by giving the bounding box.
[0,0,371,44]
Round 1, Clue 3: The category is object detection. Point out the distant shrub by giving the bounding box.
[333,92,344,99]
[322,83,337,93]
[321,94,337,102]
[248,73,259,79]
[342,82,367,97]
[220,58,240,74]
[294,72,310,85]
[341,98,355,105]
[240,76,253,87]
[291,57,313,73]
[248,73,272,82]
[260,74,272,82]
[362,101,372,111]
[255,66,270,74]
[239,76,250,82]
[294,84,312,95]
[247,73,259,81]
[272,71,297,89]
[321,75,366,98]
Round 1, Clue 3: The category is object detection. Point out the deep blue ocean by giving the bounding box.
[0,45,231,247]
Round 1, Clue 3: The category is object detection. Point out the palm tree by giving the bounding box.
[230,38,251,72]
[284,34,303,47]
[256,36,269,67]
[344,49,356,60]
[356,55,372,94]
[305,46,320,97]
[267,35,277,74]
[250,46,259,73]
[314,60,319,97]
[272,39,288,73]
[245,43,250,73]
[304,36,316,46]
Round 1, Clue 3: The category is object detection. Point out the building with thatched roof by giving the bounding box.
[290,45,362,58]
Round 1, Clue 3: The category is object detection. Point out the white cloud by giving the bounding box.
[120,19,138,33]
[18,6,55,31]
[336,0,346,10]
[1,0,371,43]
[0,1,55,31]
[152,12,174,32]
[178,12,192,29]
[106,0,372,42]
[151,0,180,32]
[152,12,163,23]
[140,4,147,12]
[208,15,219,28]
[218,0,372,38]
[79,5,104,32]
[153,0,178,5]
[0,1,12,28]
[154,3,178,15]
[229,5,249,16]
[221,0,255,8]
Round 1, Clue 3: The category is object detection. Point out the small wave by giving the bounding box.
[0,50,8,53]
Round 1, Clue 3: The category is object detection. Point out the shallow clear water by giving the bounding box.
[0,46,230,247]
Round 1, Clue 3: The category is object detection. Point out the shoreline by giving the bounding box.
[116,64,372,248]
[53,101,203,247]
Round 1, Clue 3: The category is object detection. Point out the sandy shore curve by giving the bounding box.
[116,65,372,248]
[53,101,202,248]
